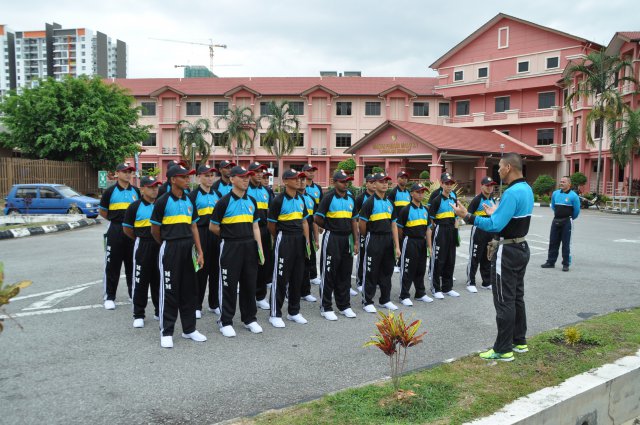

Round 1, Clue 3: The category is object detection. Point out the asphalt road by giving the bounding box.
[1,208,639,424]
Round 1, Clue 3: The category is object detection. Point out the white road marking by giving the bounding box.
[23,287,89,310]
[11,275,125,301]
[613,239,640,244]
[456,252,469,259]
[0,302,130,319]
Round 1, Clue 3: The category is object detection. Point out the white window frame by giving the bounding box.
[517,60,530,74]
[477,66,488,79]
[545,56,560,70]
[498,27,509,49]
[453,70,464,82]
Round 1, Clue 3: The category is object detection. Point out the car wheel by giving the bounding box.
[67,206,81,214]
[8,209,20,216]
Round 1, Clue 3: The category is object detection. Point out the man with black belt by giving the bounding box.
[123,176,162,328]
[466,176,498,293]
[188,164,221,319]
[541,176,580,272]
[210,165,264,337]
[358,172,400,313]
[314,170,359,320]
[151,165,206,349]
[247,162,272,310]
[213,160,236,197]
[268,169,311,328]
[303,164,323,286]
[299,179,319,303]
[428,172,460,299]
[388,171,411,273]
[393,183,433,306]
[100,163,141,310]
[452,152,534,361]
[354,174,375,294]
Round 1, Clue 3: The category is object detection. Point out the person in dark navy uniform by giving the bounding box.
[302,164,323,285]
[353,174,375,294]
[466,176,498,293]
[99,163,141,310]
[298,180,319,303]
[123,176,162,328]
[541,176,580,272]
[158,160,188,197]
[388,171,411,273]
[212,160,236,197]
[151,165,206,349]
[188,164,221,319]
[393,183,434,306]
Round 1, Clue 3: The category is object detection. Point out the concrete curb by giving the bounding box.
[0,218,100,240]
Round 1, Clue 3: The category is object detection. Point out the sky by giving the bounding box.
[4,0,638,79]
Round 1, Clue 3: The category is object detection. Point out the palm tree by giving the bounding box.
[564,50,637,195]
[214,106,257,162]
[257,100,301,185]
[177,118,213,169]
[610,107,640,195]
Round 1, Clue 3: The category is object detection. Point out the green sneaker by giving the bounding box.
[479,349,514,362]
[513,344,529,353]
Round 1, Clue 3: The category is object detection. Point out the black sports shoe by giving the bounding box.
[540,263,554,268]
[562,265,569,272]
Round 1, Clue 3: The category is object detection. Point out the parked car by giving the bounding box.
[3,184,100,218]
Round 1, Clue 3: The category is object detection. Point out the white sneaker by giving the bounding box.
[466,286,478,294]
[349,288,358,296]
[244,321,263,334]
[340,308,357,318]
[481,285,492,290]
[160,335,173,348]
[310,277,321,285]
[432,292,445,299]
[400,298,413,307]
[219,325,236,338]
[417,295,434,303]
[444,290,460,297]
[394,266,401,273]
[208,307,221,315]
[357,285,363,293]
[363,304,377,313]
[104,300,116,310]
[286,313,308,324]
[256,298,270,310]
[182,330,207,342]
[195,309,202,319]
[321,311,338,321]
[381,301,399,311]
[269,317,286,328]
[133,318,144,328]
[153,315,160,321]
[302,294,317,302]
[453,277,457,281]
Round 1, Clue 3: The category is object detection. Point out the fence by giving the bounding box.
[0,157,98,197]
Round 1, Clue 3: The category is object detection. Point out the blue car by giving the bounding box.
[4,184,100,218]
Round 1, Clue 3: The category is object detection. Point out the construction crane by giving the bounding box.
[150,37,227,72]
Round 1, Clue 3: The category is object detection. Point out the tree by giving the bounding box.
[177,118,213,169]
[0,76,149,170]
[214,106,257,162]
[336,157,356,174]
[419,170,430,180]
[570,172,587,189]
[257,100,301,184]
[372,166,384,174]
[610,108,640,195]
[532,174,556,196]
[564,50,637,195]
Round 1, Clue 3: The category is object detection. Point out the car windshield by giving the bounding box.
[56,186,81,198]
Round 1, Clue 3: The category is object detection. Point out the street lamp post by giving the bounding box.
[191,142,196,184]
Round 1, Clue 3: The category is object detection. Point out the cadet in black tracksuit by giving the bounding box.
[123,176,162,327]
[188,165,221,318]
[394,183,433,305]
[299,185,319,302]
[354,176,375,291]
[314,170,359,320]
[212,160,235,197]
[151,165,206,349]
[267,169,311,328]
[542,176,580,272]
[303,164,323,284]
[466,177,498,292]
[157,160,186,197]
[99,164,141,309]
[388,171,411,271]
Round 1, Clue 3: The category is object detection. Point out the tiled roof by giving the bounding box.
[617,31,640,41]
[109,76,440,97]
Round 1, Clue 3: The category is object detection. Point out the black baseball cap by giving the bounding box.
[370,172,392,182]
[481,176,497,186]
[167,166,196,178]
[409,183,428,192]
[248,162,267,172]
[282,169,307,180]
[441,172,455,183]
[302,163,318,172]
[116,163,136,172]
[333,170,354,182]
[140,176,162,187]
[397,170,409,178]
[197,165,217,175]
[262,171,273,177]
[365,174,375,182]
[218,160,236,169]
[165,160,187,176]
[229,166,254,177]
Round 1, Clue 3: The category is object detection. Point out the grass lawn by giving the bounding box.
[0,221,66,231]
[240,308,640,425]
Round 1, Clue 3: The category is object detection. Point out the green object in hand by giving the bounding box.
[258,247,265,265]
[192,245,200,273]
[306,242,311,259]
[348,234,354,255]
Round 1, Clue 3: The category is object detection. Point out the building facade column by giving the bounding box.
[474,156,488,194]
[429,163,443,183]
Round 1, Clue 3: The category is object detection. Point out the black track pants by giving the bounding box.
[399,236,428,300]
[546,217,573,267]
[319,232,353,312]
[195,225,220,311]
[255,225,273,302]
[466,226,492,287]
[301,238,317,297]
[103,222,134,301]
[218,238,258,327]
[492,241,530,354]
[355,235,366,287]
[361,233,394,306]
[132,238,160,319]
[159,238,197,337]
[270,232,305,317]
[430,224,456,293]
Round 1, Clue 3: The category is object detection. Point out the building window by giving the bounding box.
[259,101,269,116]
[292,133,304,147]
[594,119,604,139]
[538,92,556,109]
[141,163,156,175]
[212,133,227,147]
[186,102,201,116]
[454,70,464,81]
[213,101,229,116]
[562,127,567,144]
[456,100,470,116]
[438,103,450,117]
[412,102,429,116]
[365,101,381,116]
[537,129,554,145]
[546,57,559,69]
[140,102,156,116]
[142,133,157,147]
[478,67,488,78]
[498,27,509,49]
[336,102,352,116]
[288,101,304,115]
[518,61,529,73]
[336,133,352,148]
[495,96,510,113]
[575,123,580,144]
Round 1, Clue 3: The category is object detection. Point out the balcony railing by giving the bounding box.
[444,107,560,127]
